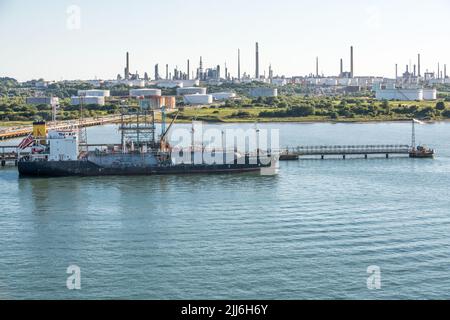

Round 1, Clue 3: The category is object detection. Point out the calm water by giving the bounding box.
[1,122,450,300]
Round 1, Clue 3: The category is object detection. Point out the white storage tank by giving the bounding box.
[338,78,351,86]
[324,79,338,86]
[129,89,162,97]
[249,87,278,98]
[71,96,105,106]
[375,89,423,101]
[156,81,184,89]
[183,94,213,105]
[423,88,437,100]
[179,80,200,87]
[77,89,110,97]
[271,78,287,86]
[211,92,237,101]
[177,87,207,96]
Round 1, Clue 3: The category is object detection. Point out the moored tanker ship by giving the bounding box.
[18,108,278,177]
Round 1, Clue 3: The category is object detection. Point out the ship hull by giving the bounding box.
[18,160,268,177]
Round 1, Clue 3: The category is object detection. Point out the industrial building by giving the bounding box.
[129,89,162,97]
[177,87,207,96]
[71,96,105,106]
[249,88,278,98]
[183,94,213,105]
[26,97,59,105]
[211,92,237,101]
[77,90,110,97]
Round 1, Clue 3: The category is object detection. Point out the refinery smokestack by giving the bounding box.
[340,58,343,77]
[350,46,354,78]
[316,57,319,77]
[125,52,130,80]
[418,54,421,77]
[238,48,241,81]
[395,64,398,79]
[255,42,260,79]
[187,59,190,80]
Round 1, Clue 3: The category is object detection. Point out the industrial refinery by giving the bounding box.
[48,42,447,110]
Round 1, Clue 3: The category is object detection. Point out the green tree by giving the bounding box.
[436,101,446,110]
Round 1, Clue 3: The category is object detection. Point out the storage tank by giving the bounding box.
[71,96,105,106]
[324,79,338,86]
[271,78,287,86]
[183,94,213,105]
[249,87,278,98]
[179,80,200,87]
[177,87,207,96]
[423,88,437,100]
[77,89,110,97]
[129,89,162,97]
[211,92,237,101]
[375,89,423,101]
[156,81,183,89]
[338,78,351,86]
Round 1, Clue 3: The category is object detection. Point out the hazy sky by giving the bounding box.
[0,0,449,81]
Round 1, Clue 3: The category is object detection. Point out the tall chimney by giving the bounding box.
[350,46,354,78]
[165,64,169,80]
[187,59,190,80]
[154,64,159,80]
[255,42,260,79]
[438,63,440,79]
[395,64,398,79]
[125,52,130,80]
[238,48,241,81]
[340,58,343,77]
[316,57,319,77]
[418,54,421,77]
[445,64,447,79]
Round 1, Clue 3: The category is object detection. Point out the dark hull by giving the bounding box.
[18,160,267,177]
[409,152,434,158]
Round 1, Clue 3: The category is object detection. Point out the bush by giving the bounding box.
[436,101,446,110]
[441,109,450,118]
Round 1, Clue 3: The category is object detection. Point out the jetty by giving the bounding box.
[0,115,126,141]
[280,144,412,160]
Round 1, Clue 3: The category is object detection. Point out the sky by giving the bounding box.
[0,0,449,81]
